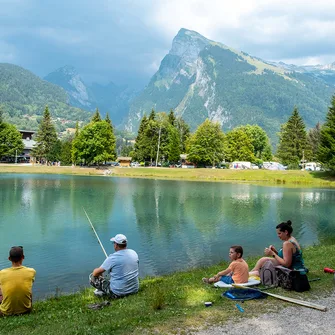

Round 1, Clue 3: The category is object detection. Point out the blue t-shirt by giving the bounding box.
[100,249,139,296]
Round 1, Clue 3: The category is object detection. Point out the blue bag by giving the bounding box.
[222,288,267,301]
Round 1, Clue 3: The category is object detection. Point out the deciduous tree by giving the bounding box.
[236,124,270,159]
[187,119,225,166]
[224,128,255,162]
[0,123,24,158]
[72,120,116,165]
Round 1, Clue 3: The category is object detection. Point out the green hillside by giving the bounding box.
[126,29,335,144]
[0,63,91,130]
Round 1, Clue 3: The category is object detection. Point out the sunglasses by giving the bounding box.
[11,246,23,249]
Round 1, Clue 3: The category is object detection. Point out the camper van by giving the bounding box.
[304,162,321,171]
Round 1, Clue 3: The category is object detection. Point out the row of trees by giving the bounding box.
[30,107,117,165]
[2,94,335,172]
[132,111,272,166]
[132,110,190,164]
[276,95,335,170]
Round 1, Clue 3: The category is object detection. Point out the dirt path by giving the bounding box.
[194,292,334,335]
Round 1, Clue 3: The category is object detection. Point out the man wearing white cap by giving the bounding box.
[90,234,139,298]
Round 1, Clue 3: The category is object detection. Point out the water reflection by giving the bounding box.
[0,174,335,298]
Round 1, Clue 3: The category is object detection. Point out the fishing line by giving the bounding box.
[83,207,108,258]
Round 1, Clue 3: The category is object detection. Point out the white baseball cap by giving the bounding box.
[110,234,127,245]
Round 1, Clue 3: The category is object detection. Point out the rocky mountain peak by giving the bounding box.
[170,28,211,63]
[53,65,78,76]
[322,61,335,70]
[44,65,92,109]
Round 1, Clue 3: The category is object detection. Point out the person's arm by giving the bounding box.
[265,242,292,267]
[92,267,106,277]
[214,267,232,279]
[269,245,278,254]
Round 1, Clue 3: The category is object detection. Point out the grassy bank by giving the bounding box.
[1,164,335,187]
[1,244,334,335]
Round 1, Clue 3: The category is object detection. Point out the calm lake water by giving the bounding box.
[1,173,335,299]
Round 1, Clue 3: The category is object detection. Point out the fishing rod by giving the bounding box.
[83,207,108,258]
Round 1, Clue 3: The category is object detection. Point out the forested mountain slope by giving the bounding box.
[0,63,91,130]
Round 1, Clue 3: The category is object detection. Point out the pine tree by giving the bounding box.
[91,108,101,122]
[133,115,150,162]
[318,95,335,171]
[306,122,321,161]
[148,109,156,121]
[0,108,4,128]
[175,117,190,153]
[31,106,58,163]
[276,107,307,167]
[167,125,181,163]
[105,113,113,130]
[168,109,176,126]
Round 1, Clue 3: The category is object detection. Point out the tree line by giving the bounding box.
[1,94,335,172]
[276,95,335,171]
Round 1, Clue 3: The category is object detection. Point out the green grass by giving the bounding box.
[1,244,334,334]
[1,165,335,187]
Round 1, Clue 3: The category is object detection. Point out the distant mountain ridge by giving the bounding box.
[0,63,91,131]
[126,28,335,143]
[44,66,137,126]
[44,65,94,109]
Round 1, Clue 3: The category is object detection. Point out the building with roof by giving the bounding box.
[19,130,36,162]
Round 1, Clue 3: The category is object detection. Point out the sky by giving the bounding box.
[1,0,335,88]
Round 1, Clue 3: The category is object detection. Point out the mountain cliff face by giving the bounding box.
[44,65,94,109]
[126,28,335,142]
[45,66,136,126]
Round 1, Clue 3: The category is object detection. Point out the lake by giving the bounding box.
[1,173,334,299]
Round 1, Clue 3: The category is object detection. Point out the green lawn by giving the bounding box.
[1,165,335,187]
[1,244,334,335]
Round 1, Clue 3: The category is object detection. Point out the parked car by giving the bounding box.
[131,162,141,167]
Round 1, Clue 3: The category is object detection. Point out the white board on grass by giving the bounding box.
[214,278,260,288]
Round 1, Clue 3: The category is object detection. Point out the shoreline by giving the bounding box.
[1,164,335,188]
[0,243,334,334]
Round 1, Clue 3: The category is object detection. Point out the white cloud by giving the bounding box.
[37,27,87,46]
[149,0,335,64]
